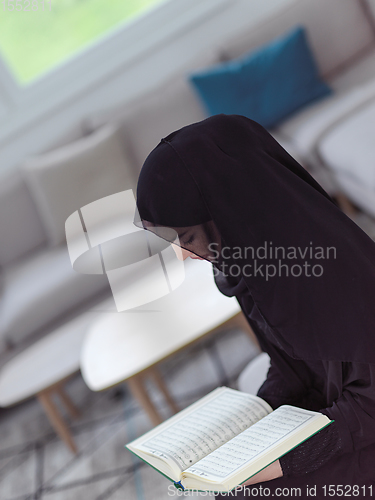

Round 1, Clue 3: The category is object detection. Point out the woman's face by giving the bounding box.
[171,220,222,262]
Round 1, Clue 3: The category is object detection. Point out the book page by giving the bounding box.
[184,406,320,481]
[137,388,271,472]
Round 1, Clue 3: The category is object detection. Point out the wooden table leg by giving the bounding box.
[38,390,77,454]
[335,192,357,217]
[56,385,80,419]
[149,367,179,414]
[127,375,163,426]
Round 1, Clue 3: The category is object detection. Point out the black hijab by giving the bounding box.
[135,114,375,364]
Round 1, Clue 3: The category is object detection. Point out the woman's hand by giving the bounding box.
[236,460,283,489]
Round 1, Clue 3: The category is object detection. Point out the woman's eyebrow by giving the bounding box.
[177,230,189,239]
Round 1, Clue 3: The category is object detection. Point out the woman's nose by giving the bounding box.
[180,249,194,261]
[171,244,191,261]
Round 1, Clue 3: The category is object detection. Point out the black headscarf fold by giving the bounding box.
[136,114,375,364]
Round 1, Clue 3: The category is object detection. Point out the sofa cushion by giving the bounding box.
[0,171,46,268]
[86,51,217,171]
[42,121,86,153]
[221,0,375,79]
[22,124,136,247]
[189,26,331,129]
[318,99,375,189]
[274,49,375,164]
[0,245,110,346]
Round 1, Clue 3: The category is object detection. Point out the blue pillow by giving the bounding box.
[189,26,332,129]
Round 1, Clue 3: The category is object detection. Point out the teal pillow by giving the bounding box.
[189,26,332,129]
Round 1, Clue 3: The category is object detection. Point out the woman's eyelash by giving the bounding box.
[184,235,195,245]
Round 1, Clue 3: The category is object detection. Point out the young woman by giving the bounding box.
[135,114,375,497]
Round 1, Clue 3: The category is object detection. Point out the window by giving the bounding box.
[0,0,166,85]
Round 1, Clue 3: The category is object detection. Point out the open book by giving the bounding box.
[126,387,332,492]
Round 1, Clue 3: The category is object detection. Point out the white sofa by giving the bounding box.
[86,0,375,193]
[2,0,375,354]
[0,125,137,355]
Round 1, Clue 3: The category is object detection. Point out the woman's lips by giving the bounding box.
[191,254,211,260]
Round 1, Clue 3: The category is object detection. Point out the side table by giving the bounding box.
[81,260,257,425]
[0,313,97,454]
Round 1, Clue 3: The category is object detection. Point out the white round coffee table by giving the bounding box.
[81,260,257,425]
[0,312,99,453]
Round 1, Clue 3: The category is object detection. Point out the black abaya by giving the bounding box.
[135,114,375,491]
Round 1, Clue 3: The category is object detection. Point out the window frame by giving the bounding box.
[0,0,229,142]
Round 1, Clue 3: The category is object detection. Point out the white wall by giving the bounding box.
[0,0,290,176]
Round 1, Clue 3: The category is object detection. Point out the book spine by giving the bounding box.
[174,481,185,491]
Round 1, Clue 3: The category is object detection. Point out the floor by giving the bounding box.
[0,326,260,500]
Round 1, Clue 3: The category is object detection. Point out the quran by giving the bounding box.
[125,387,332,492]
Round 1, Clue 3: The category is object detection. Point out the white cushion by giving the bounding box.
[221,0,374,78]
[275,49,375,163]
[318,99,375,189]
[0,246,109,346]
[86,51,217,171]
[22,124,137,246]
[331,48,375,92]
[42,121,85,153]
[237,353,271,396]
[0,171,46,268]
